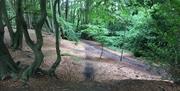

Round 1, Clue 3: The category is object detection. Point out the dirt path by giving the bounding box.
[81,39,163,75]
[82,39,149,69]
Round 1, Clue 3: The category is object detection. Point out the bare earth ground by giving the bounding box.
[0,29,179,91]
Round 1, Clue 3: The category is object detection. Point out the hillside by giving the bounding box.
[1,29,179,91]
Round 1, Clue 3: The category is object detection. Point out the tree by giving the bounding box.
[48,0,62,77]
[65,0,69,21]
[19,0,47,81]
[2,0,23,49]
[0,0,18,80]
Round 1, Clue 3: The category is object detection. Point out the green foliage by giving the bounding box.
[80,24,108,40]
[58,17,79,42]
[24,1,40,14]
[78,0,180,80]
[114,0,180,80]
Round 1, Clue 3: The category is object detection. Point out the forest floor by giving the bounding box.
[0,29,180,91]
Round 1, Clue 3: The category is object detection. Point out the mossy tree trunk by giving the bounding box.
[0,1,18,80]
[15,0,47,81]
[48,0,62,77]
[1,0,23,49]
[0,26,18,80]
[65,0,69,21]
[13,0,24,49]
[1,0,14,44]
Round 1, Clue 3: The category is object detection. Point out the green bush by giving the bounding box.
[80,24,109,40]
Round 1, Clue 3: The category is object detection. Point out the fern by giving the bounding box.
[58,17,79,42]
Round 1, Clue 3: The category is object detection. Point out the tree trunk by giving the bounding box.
[12,0,23,49]
[0,28,18,80]
[65,0,69,21]
[1,0,22,49]
[16,0,47,81]
[48,0,62,77]
[45,18,53,33]
[76,9,81,31]
[50,0,56,33]
[99,43,104,60]
[1,0,14,44]
[58,0,61,16]
[0,1,18,80]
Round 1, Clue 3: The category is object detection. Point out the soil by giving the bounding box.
[1,29,179,91]
[0,78,179,91]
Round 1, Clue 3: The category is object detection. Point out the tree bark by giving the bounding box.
[65,0,69,21]
[48,0,62,77]
[16,0,47,81]
[1,0,23,49]
[1,0,14,44]
[0,0,18,80]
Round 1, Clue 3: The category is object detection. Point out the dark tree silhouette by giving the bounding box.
[0,0,18,80]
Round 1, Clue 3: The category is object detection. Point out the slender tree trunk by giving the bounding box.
[65,0,69,21]
[45,18,53,33]
[11,0,23,50]
[48,0,62,77]
[57,0,61,16]
[50,0,55,33]
[99,43,104,60]
[76,10,81,30]
[72,8,76,23]
[57,0,65,39]
[120,30,126,61]
[17,0,47,81]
